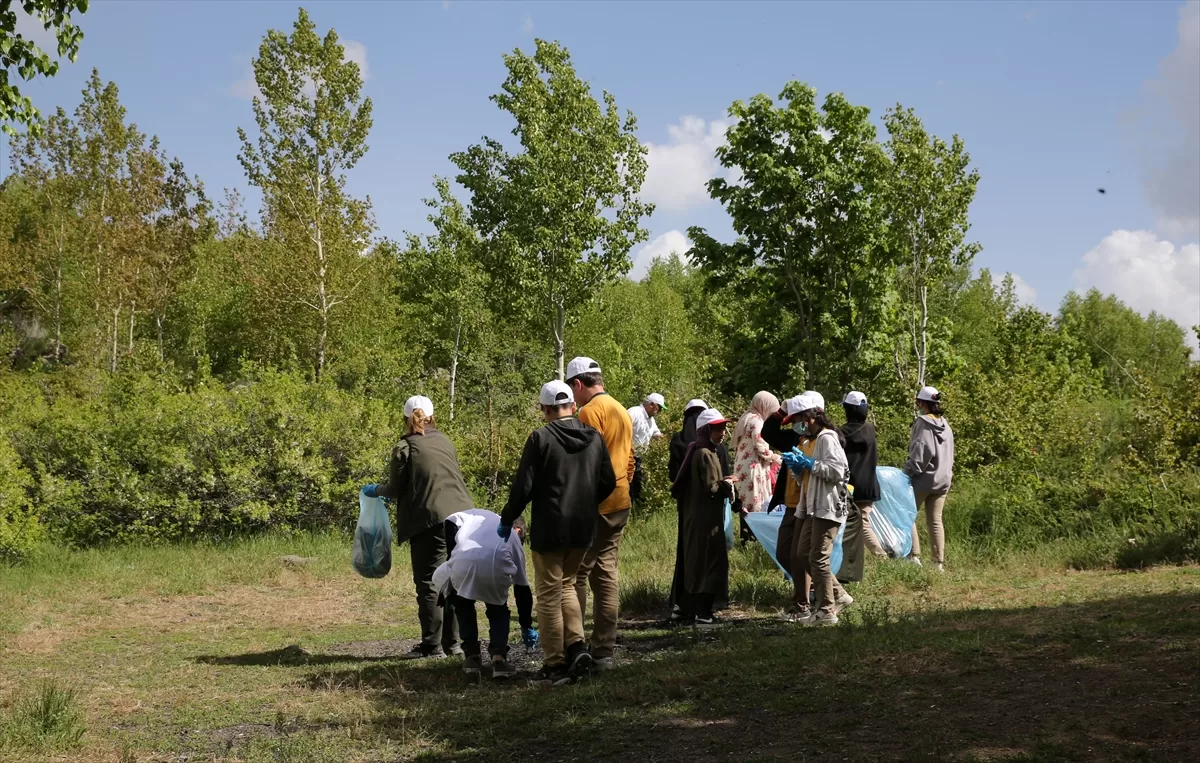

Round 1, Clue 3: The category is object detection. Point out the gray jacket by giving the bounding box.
[798,429,850,525]
[903,415,955,496]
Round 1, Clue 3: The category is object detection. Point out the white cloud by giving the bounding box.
[641,117,733,213]
[629,230,692,280]
[1006,273,1038,307]
[1074,230,1200,350]
[522,15,535,34]
[231,39,371,101]
[1132,0,1199,239]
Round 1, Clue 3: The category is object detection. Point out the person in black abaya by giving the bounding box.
[667,399,732,622]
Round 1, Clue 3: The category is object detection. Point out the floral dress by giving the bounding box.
[733,413,781,512]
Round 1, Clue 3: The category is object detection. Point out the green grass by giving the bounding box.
[1,510,1198,762]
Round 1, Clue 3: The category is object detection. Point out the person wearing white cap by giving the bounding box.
[364,395,473,659]
[781,394,851,626]
[666,398,733,622]
[903,386,956,571]
[839,392,886,583]
[627,393,665,504]
[565,357,635,670]
[670,408,738,626]
[499,380,617,683]
[772,393,817,614]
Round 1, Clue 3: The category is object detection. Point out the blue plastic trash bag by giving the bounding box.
[352,489,393,578]
[873,467,919,558]
[723,499,735,551]
[742,511,845,580]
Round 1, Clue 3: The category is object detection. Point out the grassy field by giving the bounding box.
[1,510,1198,763]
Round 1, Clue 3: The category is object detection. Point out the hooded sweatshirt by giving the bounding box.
[839,419,881,503]
[501,417,617,553]
[903,414,955,496]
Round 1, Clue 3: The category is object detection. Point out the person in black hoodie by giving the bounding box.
[500,380,616,683]
[666,399,732,622]
[838,391,885,582]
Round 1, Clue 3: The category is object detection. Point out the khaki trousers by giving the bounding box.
[796,515,842,612]
[861,503,888,558]
[574,509,629,659]
[910,492,948,565]
[532,547,587,667]
[840,502,887,582]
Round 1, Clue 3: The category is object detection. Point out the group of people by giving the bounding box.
[361,357,955,684]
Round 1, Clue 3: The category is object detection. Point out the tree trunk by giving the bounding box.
[53,231,63,361]
[110,306,120,373]
[553,301,566,381]
[128,301,136,354]
[916,283,928,388]
[449,314,461,422]
[156,313,165,362]
[314,173,327,382]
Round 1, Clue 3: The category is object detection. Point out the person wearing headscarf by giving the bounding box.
[670,408,737,626]
[838,391,885,582]
[733,391,783,514]
[667,399,731,621]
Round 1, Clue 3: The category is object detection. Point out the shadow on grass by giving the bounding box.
[191,589,1200,762]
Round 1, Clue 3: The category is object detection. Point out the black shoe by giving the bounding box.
[403,645,447,660]
[565,642,593,678]
[491,657,517,679]
[462,654,483,675]
[694,614,723,630]
[532,664,569,684]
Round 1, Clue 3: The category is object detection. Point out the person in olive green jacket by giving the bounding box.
[364,395,473,659]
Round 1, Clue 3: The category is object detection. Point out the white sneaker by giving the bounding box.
[592,657,616,672]
[804,609,839,627]
[907,556,923,567]
[835,591,854,609]
[935,563,945,573]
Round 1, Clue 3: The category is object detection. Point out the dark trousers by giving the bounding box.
[669,507,728,616]
[631,456,644,503]
[689,592,716,620]
[452,586,534,657]
[410,523,459,652]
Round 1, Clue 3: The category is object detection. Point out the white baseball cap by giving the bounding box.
[565,356,602,381]
[684,398,708,411]
[843,391,867,406]
[916,385,940,402]
[404,395,434,419]
[804,391,826,410]
[539,380,575,406]
[781,394,814,424]
[696,408,731,429]
[645,393,666,408]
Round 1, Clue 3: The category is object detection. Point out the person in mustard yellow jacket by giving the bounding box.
[567,357,635,672]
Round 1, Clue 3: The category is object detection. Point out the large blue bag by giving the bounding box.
[742,511,845,580]
[873,467,919,558]
[723,499,735,551]
[352,489,393,578]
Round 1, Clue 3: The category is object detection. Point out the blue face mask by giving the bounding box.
[792,422,804,432]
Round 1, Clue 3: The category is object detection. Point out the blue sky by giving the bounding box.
[4,0,1198,338]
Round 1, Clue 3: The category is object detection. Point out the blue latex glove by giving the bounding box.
[522,627,539,649]
[781,448,814,476]
[362,484,379,498]
[497,523,512,540]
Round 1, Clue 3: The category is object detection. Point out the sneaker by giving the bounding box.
[804,608,839,627]
[835,590,855,610]
[531,664,568,683]
[907,556,923,567]
[491,657,517,679]
[565,642,594,678]
[783,605,812,623]
[462,654,483,675]
[694,614,723,630]
[403,645,447,660]
[935,563,945,573]
[592,656,616,672]
[445,644,465,657]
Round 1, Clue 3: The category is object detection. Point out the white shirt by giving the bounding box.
[627,404,662,453]
[431,509,529,606]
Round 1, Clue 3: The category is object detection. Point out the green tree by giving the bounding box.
[237,7,374,381]
[689,81,892,393]
[0,0,88,134]
[451,39,652,379]
[882,105,980,391]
